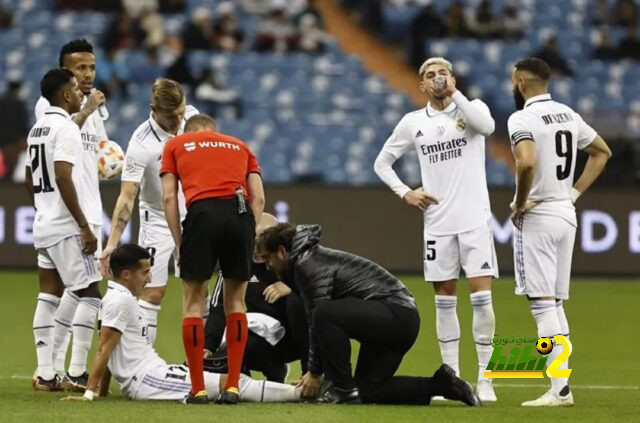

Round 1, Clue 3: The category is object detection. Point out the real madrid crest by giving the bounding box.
[437,125,445,135]
[456,118,466,131]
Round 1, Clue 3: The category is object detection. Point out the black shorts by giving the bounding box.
[180,197,255,282]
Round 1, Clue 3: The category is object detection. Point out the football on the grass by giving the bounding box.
[536,337,554,355]
[97,140,125,180]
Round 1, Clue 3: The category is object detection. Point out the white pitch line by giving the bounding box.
[10,375,32,380]
[492,383,639,390]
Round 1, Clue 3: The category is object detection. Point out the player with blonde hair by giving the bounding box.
[100,78,198,345]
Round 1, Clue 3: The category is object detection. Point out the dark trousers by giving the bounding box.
[242,293,309,382]
[313,298,433,405]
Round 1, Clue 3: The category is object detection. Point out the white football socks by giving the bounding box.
[530,299,566,394]
[554,299,570,394]
[470,291,495,381]
[435,295,460,376]
[68,297,100,377]
[138,299,161,345]
[238,374,300,402]
[33,293,60,381]
[52,290,79,376]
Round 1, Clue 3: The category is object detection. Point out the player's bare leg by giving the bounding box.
[522,295,573,407]
[138,285,165,345]
[432,280,460,377]
[33,268,64,390]
[468,276,496,402]
[219,279,248,404]
[181,279,209,404]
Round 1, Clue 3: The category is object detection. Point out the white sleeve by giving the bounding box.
[185,104,199,120]
[34,96,49,120]
[52,124,81,165]
[120,140,148,183]
[101,296,131,333]
[451,91,495,136]
[507,112,534,148]
[374,116,413,199]
[94,113,108,141]
[575,113,598,150]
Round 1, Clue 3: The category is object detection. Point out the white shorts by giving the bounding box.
[138,225,179,288]
[129,364,221,401]
[37,233,101,290]
[424,221,499,282]
[514,213,576,300]
[92,224,103,257]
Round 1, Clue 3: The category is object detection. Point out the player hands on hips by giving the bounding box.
[161,114,265,404]
[374,57,499,402]
[508,58,611,407]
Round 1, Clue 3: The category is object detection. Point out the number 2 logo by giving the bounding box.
[546,335,572,378]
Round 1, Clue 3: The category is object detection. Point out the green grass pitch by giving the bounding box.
[1,271,638,422]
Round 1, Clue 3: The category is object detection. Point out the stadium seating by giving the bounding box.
[3,0,636,185]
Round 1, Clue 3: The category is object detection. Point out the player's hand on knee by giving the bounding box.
[403,188,439,211]
[80,226,97,255]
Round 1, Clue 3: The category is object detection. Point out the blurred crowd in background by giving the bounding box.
[0,0,638,187]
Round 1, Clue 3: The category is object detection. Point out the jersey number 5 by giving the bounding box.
[29,144,55,193]
[425,240,436,261]
[555,131,573,181]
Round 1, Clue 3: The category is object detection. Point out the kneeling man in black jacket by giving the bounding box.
[255,223,481,406]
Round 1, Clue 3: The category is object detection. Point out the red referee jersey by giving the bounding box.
[160,130,261,209]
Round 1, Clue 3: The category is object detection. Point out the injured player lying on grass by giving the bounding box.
[61,243,300,404]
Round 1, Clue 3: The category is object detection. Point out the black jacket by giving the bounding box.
[284,225,416,374]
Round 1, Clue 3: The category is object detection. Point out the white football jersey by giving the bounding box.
[120,105,198,234]
[35,96,107,226]
[27,106,84,248]
[508,94,597,226]
[101,281,166,396]
[380,100,493,235]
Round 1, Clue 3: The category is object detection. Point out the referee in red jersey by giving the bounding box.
[160,114,265,404]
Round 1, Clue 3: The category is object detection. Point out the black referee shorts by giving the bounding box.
[180,197,255,282]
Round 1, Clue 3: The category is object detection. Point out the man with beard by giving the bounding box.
[508,57,611,407]
[374,57,498,402]
[34,39,107,391]
[255,223,481,406]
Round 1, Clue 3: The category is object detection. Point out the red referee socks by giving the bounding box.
[224,312,248,392]
[182,317,205,395]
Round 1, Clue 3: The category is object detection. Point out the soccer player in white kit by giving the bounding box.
[100,78,198,345]
[508,58,611,407]
[374,57,498,402]
[27,69,99,391]
[62,244,301,404]
[34,39,109,391]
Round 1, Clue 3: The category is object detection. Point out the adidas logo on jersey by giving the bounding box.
[36,340,47,348]
[481,262,491,270]
[184,142,196,152]
[415,130,424,138]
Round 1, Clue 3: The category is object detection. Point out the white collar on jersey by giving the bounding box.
[524,93,552,108]
[148,113,176,142]
[107,280,134,296]
[426,100,457,117]
[43,106,71,119]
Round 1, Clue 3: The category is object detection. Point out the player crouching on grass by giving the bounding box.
[256,223,481,406]
[62,244,301,404]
